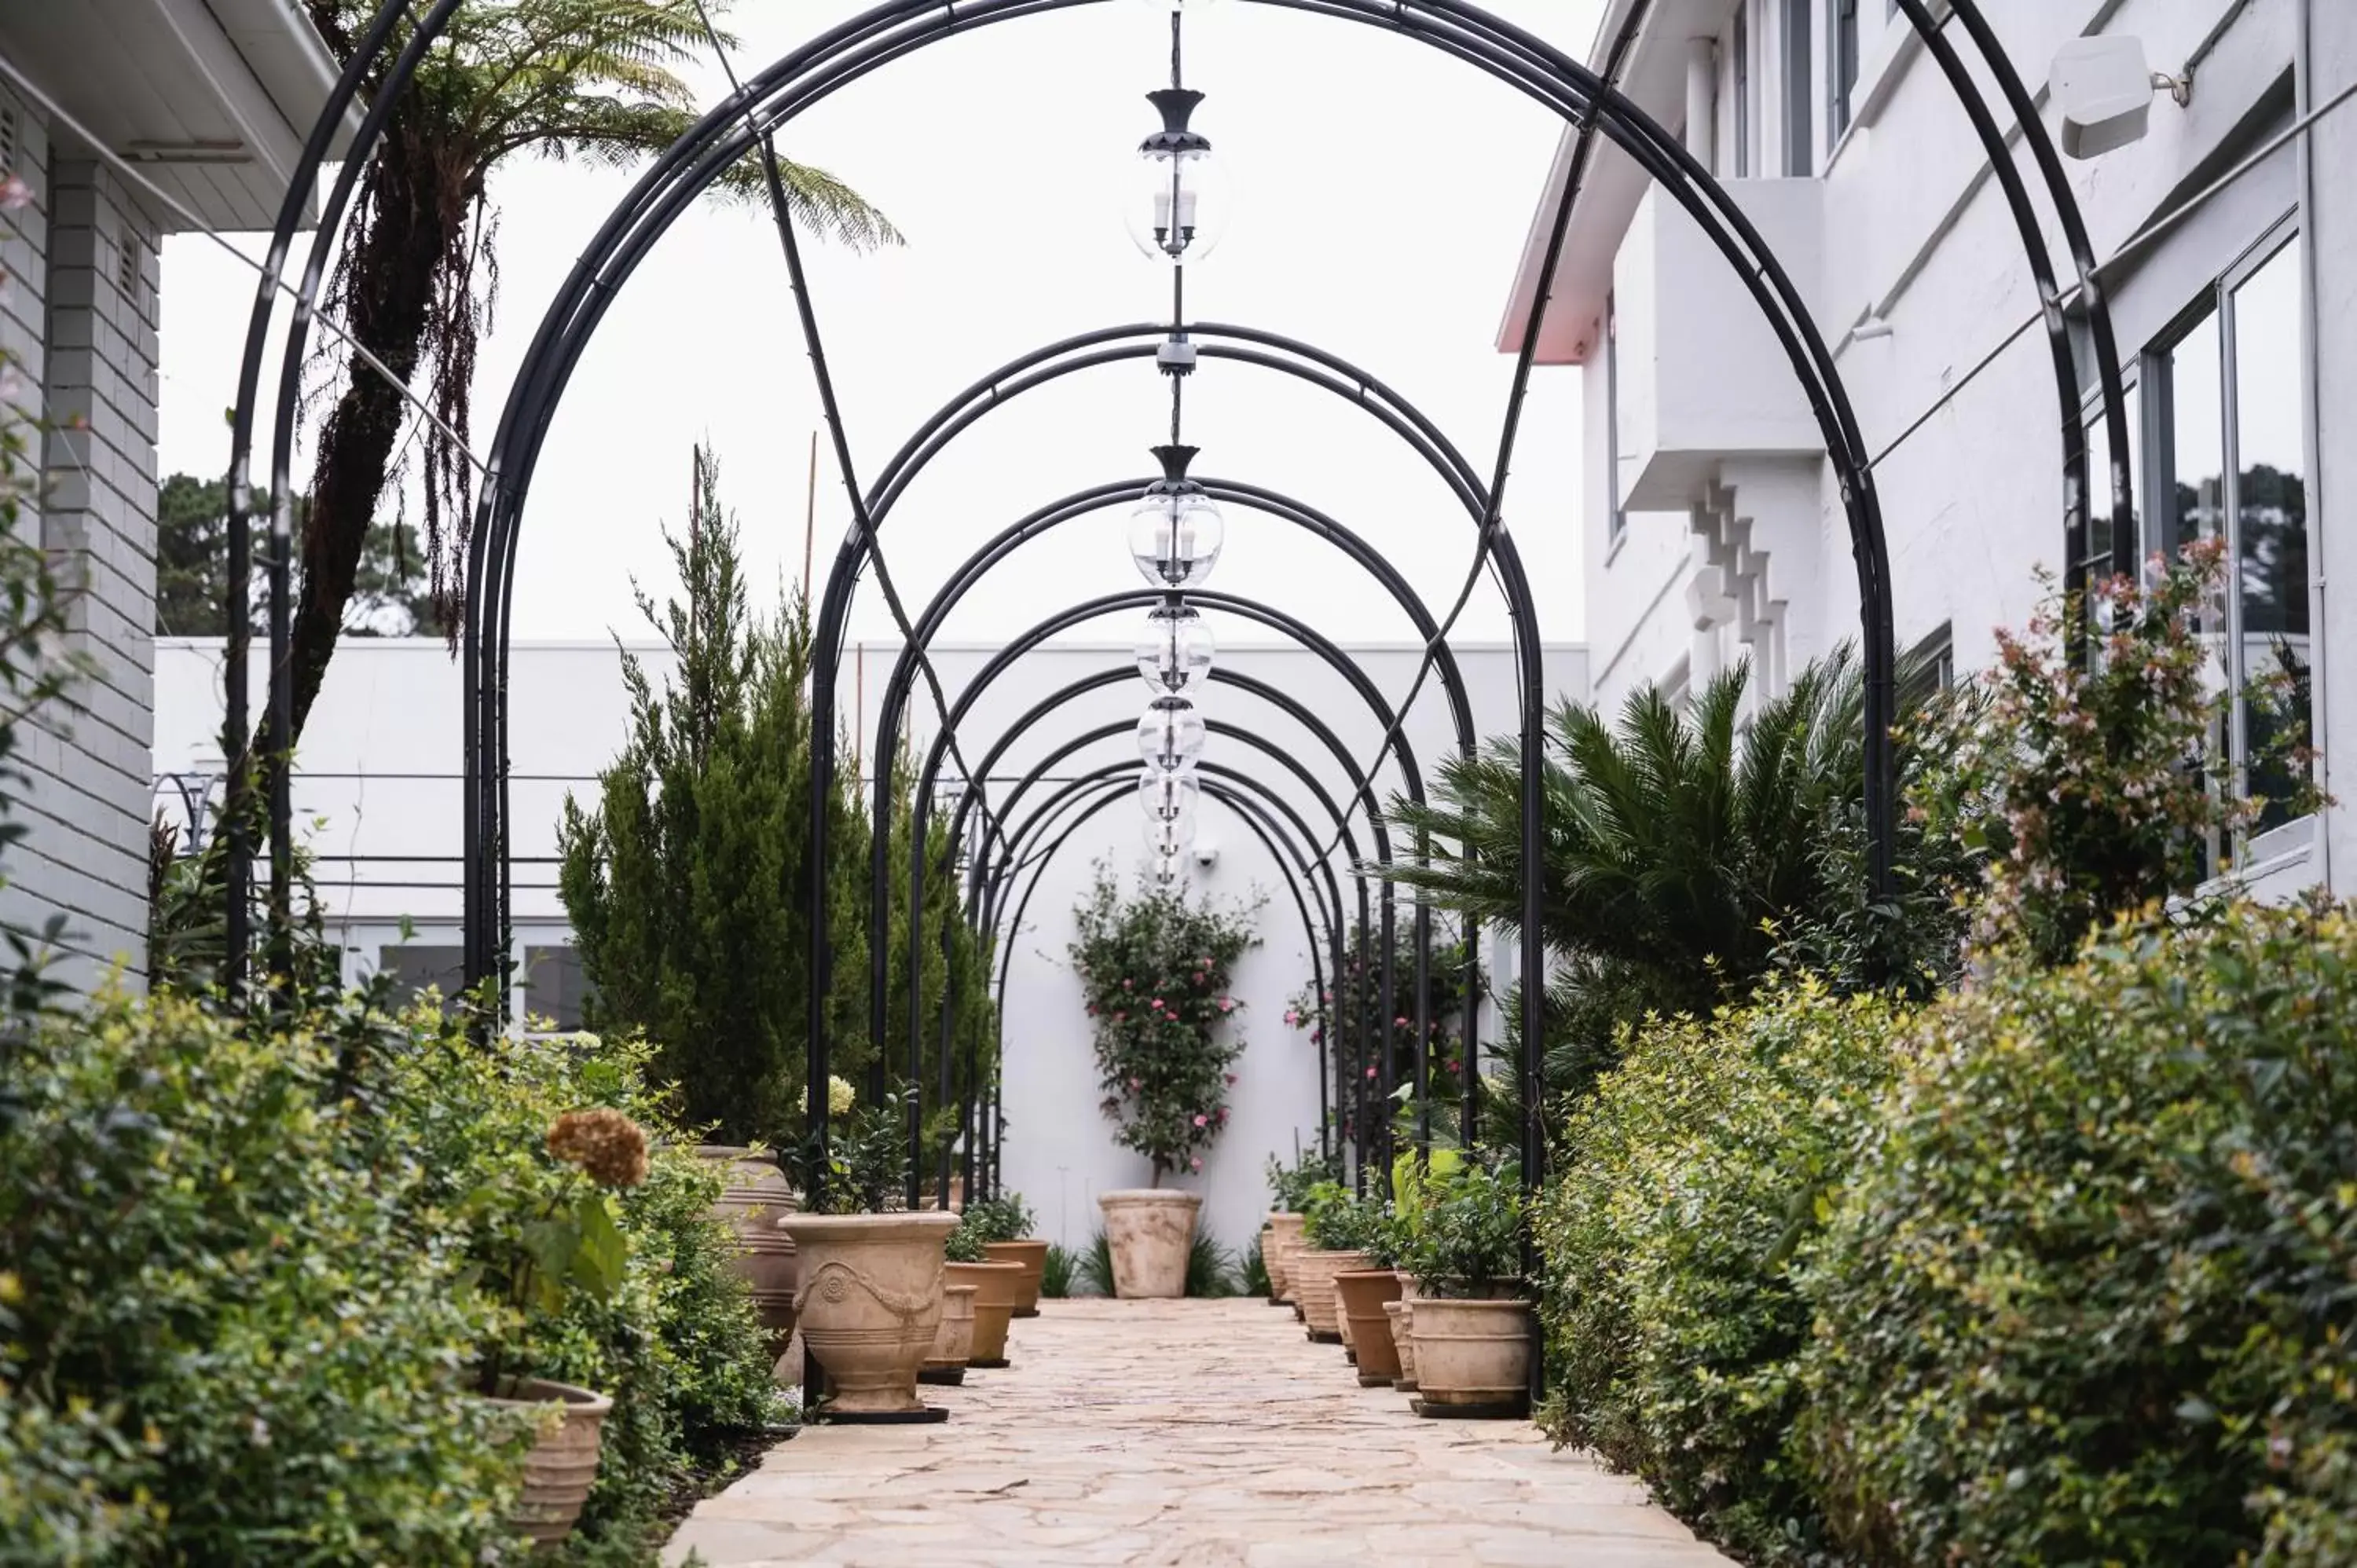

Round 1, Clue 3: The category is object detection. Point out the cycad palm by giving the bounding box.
[1390,647,1902,1120]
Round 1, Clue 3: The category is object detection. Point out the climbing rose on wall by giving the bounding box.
[1070,864,1261,1183]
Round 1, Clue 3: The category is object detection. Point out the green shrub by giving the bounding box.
[0,991,525,1563]
[1798,904,2357,1566]
[1039,1244,1078,1299]
[1395,1160,1521,1297]
[1185,1233,1241,1299]
[1536,979,1907,1563]
[1076,1229,1114,1296]
[1241,1235,1270,1297]
[1300,1181,1394,1265]
[960,1192,1036,1244]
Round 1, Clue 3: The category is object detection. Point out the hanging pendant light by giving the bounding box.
[1127,445,1225,589]
[1136,695,1207,774]
[1135,601,1215,696]
[1138,768,1201,823]
[1123,89,1230,266]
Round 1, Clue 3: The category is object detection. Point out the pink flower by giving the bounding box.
[1283,1009,1299,1027]
[1311,1030,1323,1044]
[1151,997,1164,1009]
[1446,1061,1461,1074]
[1193,1113,1208,1128]
[1224,1073,1237,1086]
[1189,1156,1204,1173]
[1123,979,1133,990]
[0,175,29,212]
[1215,1107,1230,1123]
[1365,1066,1378,1079]
[1395,1017,1409,1029]
[1321,990,1332,1004]
[1128,1075,1142,1090]
[1113,1011,1126,1023]
[1217,997,1234,1013]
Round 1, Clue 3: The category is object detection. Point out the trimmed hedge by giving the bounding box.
[1536,980,1909,1563]
[1798,904,2357,1566]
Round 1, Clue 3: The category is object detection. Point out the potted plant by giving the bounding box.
[779,1090,958,1420]
[693,1072,852,1361]
[966,1192,1049,1317]
[1333,1201,1407,1387]
[470,1108,650,1546]
[944,1208,1025,1369]
[1069,867,1259,1297]
[1395,1160,1531,1417]
[1290,1180,1374,1344]
[1264,1149,1336,1313]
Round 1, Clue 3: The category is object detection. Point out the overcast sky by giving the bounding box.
[156,0,1601,652]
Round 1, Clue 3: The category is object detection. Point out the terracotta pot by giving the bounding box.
[1289,1248,1368,1339]
[983,1240,1049,1317]
[778,1211,957,1416]
[947,1259,1024,1368]
[485,1377,611,1546]
[1336,1270,1404,1384]
[1259,1222,1279,1302]
[1267,1213,1306,1302]
[920,1283,978,1385]
[1384,1299,1417,1391]
[1097,1189,1202,1299]
[695,1146,800,1352]
[1409,1297,1534,1413]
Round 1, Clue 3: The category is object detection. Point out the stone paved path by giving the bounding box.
[663,1297,1732,1566]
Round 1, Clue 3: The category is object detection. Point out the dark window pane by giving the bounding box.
[1785,0,1813,175]
[2231,242,2311,829]
[2168,310,2226,560]
[524,945,595,1031]
[2082,381,2140,581]
[379,943,466,1008]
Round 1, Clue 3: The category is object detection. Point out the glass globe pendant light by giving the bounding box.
[1138,768,1201,824]
[1153,854,1182,889]
[1124,90,1230,266]
[1149,811,1197,858]
[1135,601,1215,696]
[1136,695,1207,774]
[1128,445,1225,589]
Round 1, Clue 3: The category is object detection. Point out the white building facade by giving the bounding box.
[154,633,1587,1256]
[0,2,350,980]
[1504,0,2353,896]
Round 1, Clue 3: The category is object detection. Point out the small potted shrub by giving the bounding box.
[967,1192,1049,1317]
[1333,1202,1407,1387]
[944,1208,1025,1370]
[779,1090,958,1420]
[470,1108,651,1545]
[1397,1160,1531,1416]
[1290,1180,1375,1344]
[1070,868,1259,1297]
[1263,1149,1336,1312]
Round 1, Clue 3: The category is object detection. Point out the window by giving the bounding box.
[1831,0,1861,141]
[2146,222,2312,836]
[1783,0,1814,175]
[1604,294,1625,548]
[524,944,595,1031]
[1732,6,1752,178]
[378,943,466,1006]
[1903,621,1956,708]
[2081,374,2143,589]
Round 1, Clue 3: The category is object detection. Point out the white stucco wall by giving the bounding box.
[1545,0,2354,898]
[155,633,1588,1258]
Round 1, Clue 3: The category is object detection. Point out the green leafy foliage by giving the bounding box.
[1039,1244,1079,1299]
[1069,866,1260,1181]
[1263,1147,1340,1213]
[1241,1235,1270,1297]
[1534,979,1908,1563]
[959,1193,1036,1244]
[1286,918,1483,1141]
[1908,542,2279,965]
[783,1087,913,1216]
[1798,904,2357,1566]
[1300,1181,1394,1266]
[1185,1234,1242,1299]
[1395,1160,1521,1299]
[1076,1230,1115,1298]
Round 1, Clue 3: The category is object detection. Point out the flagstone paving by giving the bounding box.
[663,1296,1732,1567]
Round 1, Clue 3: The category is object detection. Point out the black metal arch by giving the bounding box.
[975,769,1342,1202]
[878,587,1428,1171]
[218,0,2137,1224]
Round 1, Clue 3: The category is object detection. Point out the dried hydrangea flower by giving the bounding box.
[546,1108,651,1189]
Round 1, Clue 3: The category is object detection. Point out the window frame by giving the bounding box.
[2136,211,2312,848]
[1604,291,1626,552]
[1830,0,1861,141]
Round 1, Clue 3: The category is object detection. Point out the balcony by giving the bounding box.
[1614,179,1827,511]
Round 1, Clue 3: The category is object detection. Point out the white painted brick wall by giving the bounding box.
[0,121,160,985]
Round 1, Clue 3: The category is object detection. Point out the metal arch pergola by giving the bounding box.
[217,0,2138,1247]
